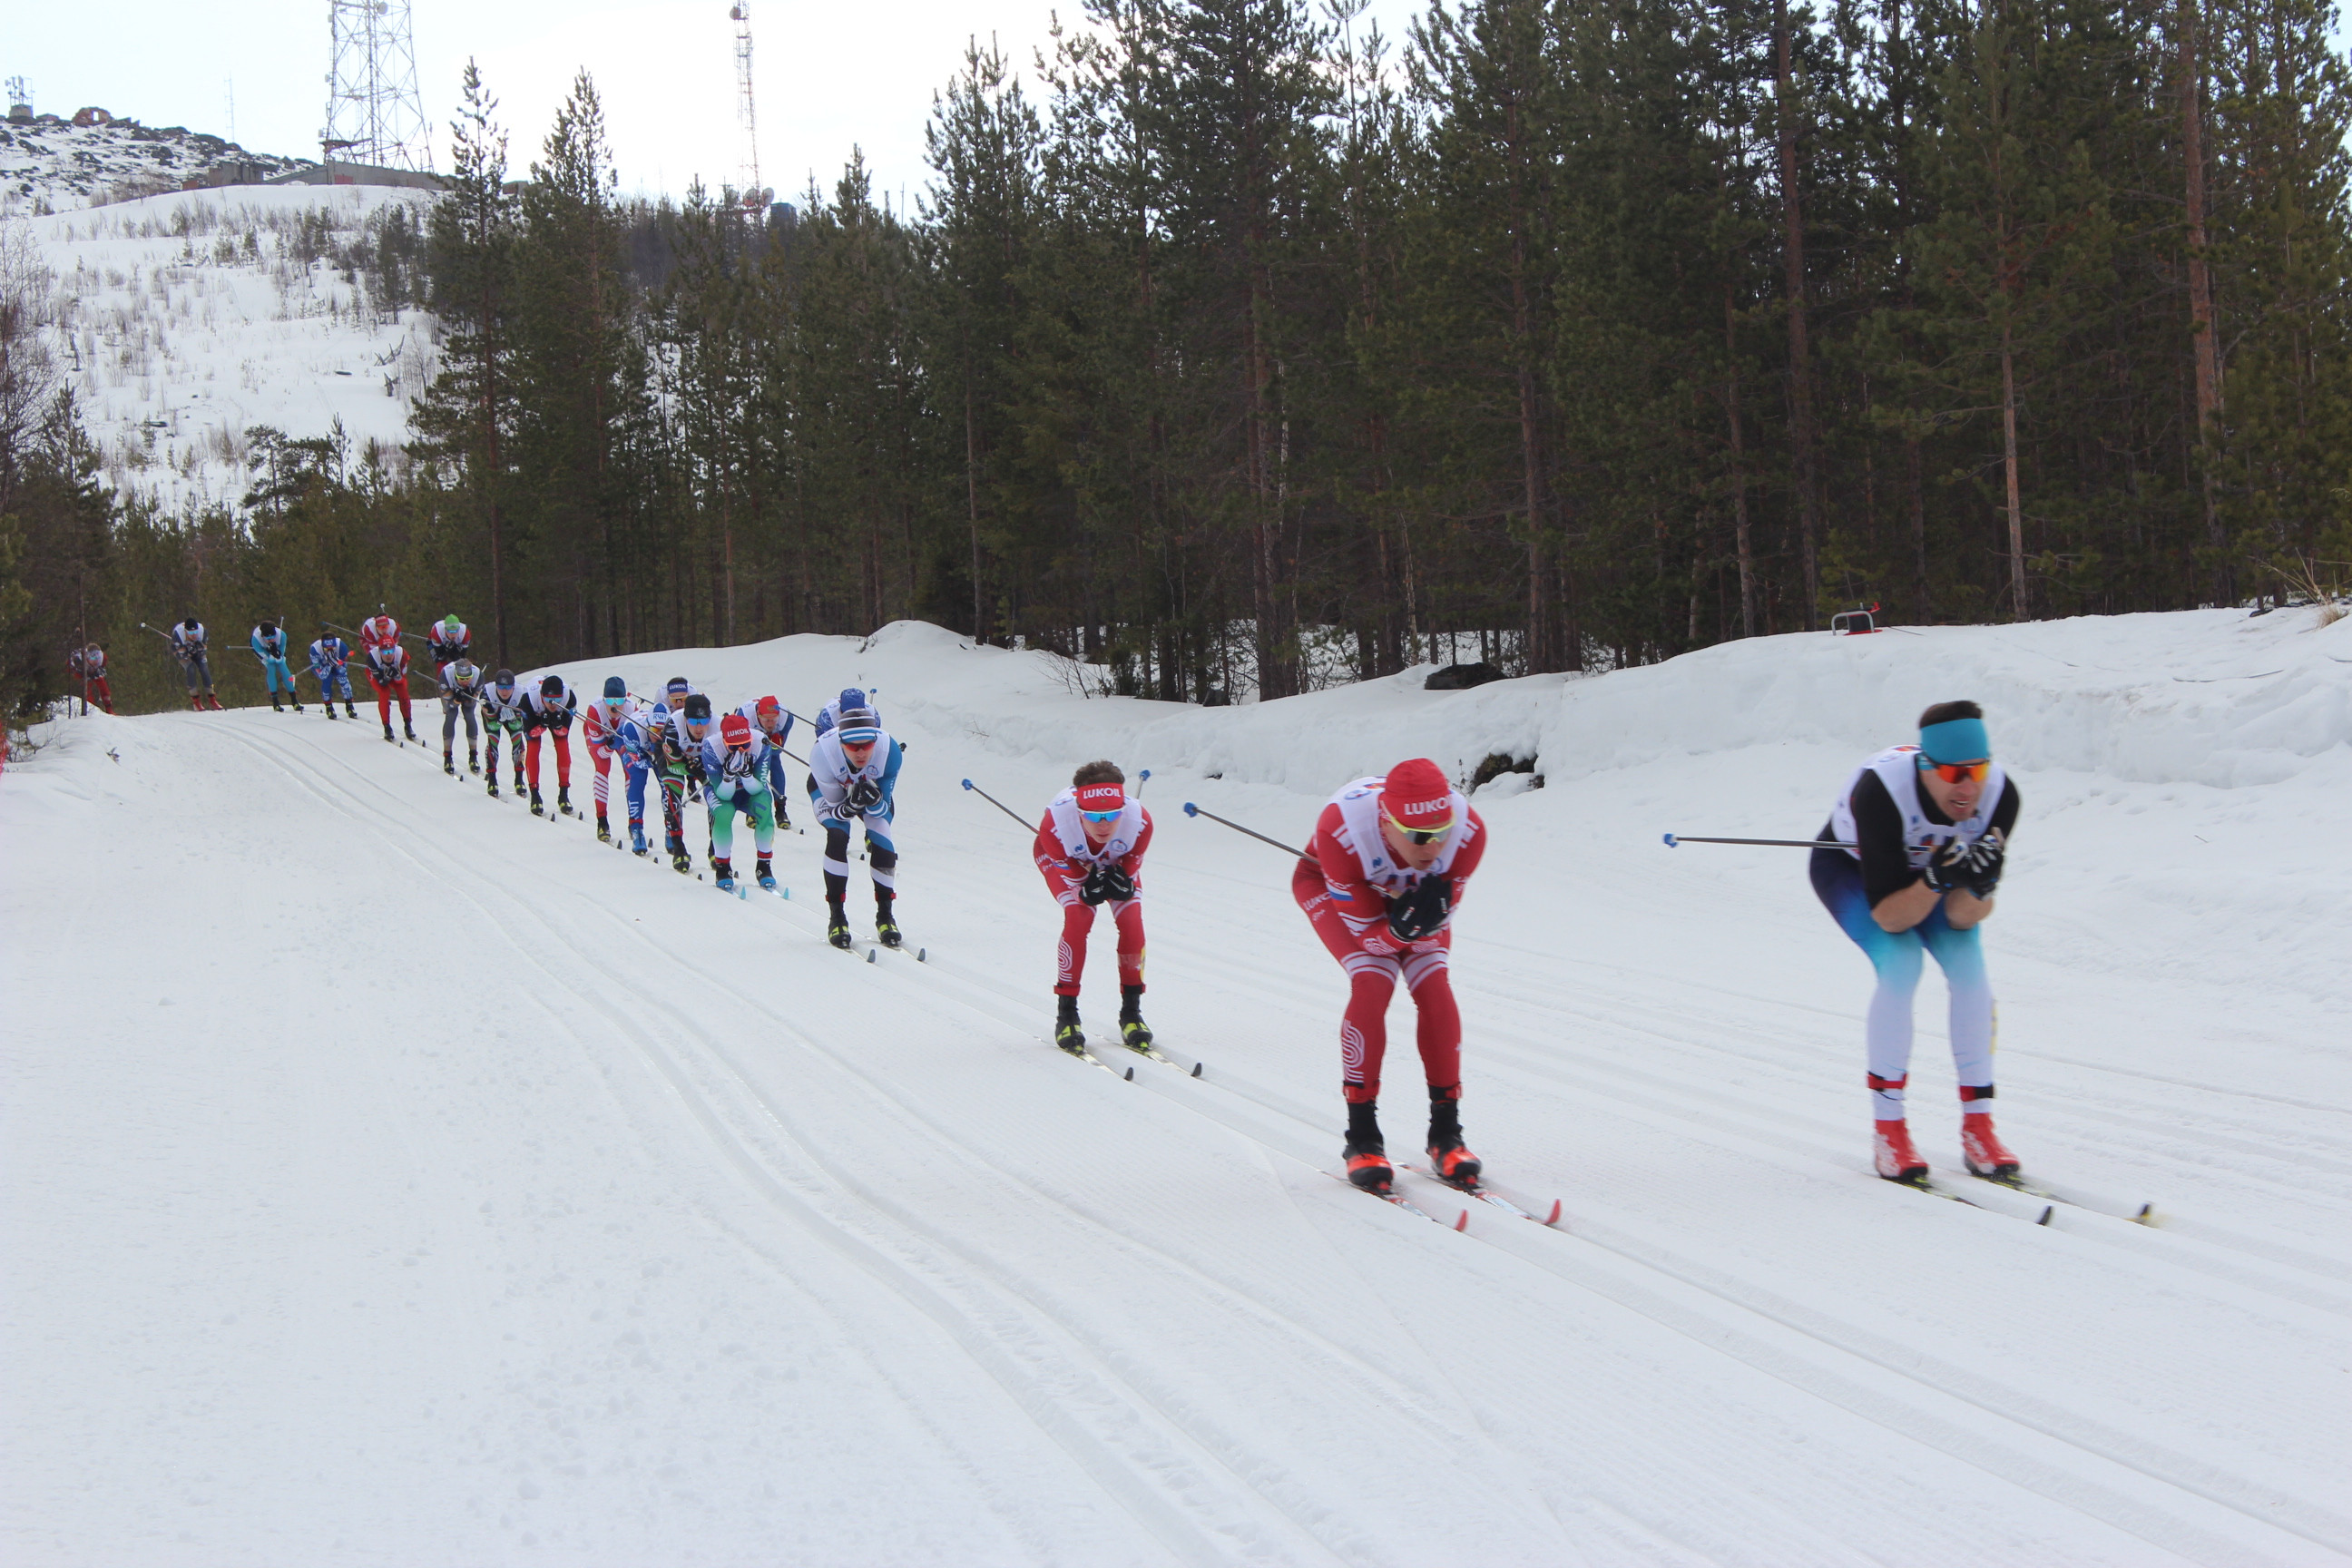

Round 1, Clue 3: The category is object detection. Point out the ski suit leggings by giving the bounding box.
[1809,848,1994,1121]
[524,723,573,790]
[1290,857,1460,1105]
[369,673,412,725]
[708,789,776,861]
[1042,877,1145,997]
[83,675,113,712]
[485,719,524,779]
[181,654,213,693]
[317,669,352,702]
[258,655,296,693]
[442,692,479,750]
[820,811,897,906]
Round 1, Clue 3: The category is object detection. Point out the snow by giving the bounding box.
[14,184,436,513]
[0,119,309,217]
[5,606,2348,1565]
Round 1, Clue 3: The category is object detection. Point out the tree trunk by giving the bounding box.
[2180,0,2230,604]
[1774,0,1821,629]
[1725,280,1756,639]
[2001,319,2027,618]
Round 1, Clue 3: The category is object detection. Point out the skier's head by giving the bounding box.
[540,674,564,698]
[1377,758,1455,870]
[259,620,276,636]
[452,660,478,685]
[754,695,783,732]
[1072,760,1126,844]
[681,692,714,738]
[493,668,516,693]
[837,687,867,712]
[720,713,753,750]
[181,617,200,632]
[835,707,881,760]
[665,677,691,702]
[442,614,462,634]
[1916,701,1991,818]
[599,675,628,715]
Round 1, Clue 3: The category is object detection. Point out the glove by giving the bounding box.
[1920,838,1973,894]
[1386,875,1451,942]
[1096,866,1134,904]
[1078,868,1111,906]
[847,777,884,810]
[1959,829,2005,897]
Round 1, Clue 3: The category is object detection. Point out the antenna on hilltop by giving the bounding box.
[730,1,767,209]
[321,0,433,171]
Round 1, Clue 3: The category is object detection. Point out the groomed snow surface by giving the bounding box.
[5,607,2348,1567]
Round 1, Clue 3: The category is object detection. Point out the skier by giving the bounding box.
[250,620,302,712]
[810,686,879,740]
[67,644,113,714]
[480,671,530,798]
[1811,701,2020,1185]
[730,695,796,830]
[652,693,718,871]
[309,632,357,719]
[426,614,471,669]
[1034,761,1153,1054]
[581,676,640,843]
[702,713,780,892]
[1291,759,1489,1195]
[170,618,221,710]
[808,704,904,949]
[361,636,416,742]
[608,695,670,856]
[358,612,401,659]
[520,674,579,817]
[438,658,485,775]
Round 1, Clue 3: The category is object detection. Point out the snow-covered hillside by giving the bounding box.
[16,185,437,512]
[0,116,309,216]
[5,608,2347,1565]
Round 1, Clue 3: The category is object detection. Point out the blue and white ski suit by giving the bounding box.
[250,625,296,694]
[309,637,354,701]
[809,727,902,906]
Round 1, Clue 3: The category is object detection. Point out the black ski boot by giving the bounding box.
[596,814,612,844]
[530,788,545,817]
[270,692,285,712]
[1425,1085,1482,1188]
[712,857,737,893]
[756,857,776,891]
[1344,1101,1393,1192]
[444,752,456,777]
[292,698,304,711]
[382,721,396,742]
[467,749,480,775]
[325,704,338,720]
[344,701,358,719]
[668,836,691,874]
[404,721,419,742]
[556,786,573,817]
[1054,994,1085,1054]
[827,903,854,949]
[1118,985,1153,1051]
[875,893,902,948]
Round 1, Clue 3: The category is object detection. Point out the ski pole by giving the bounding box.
[1662,833,1858,850]
[1182,801,1305,859]
[961,777,1032,830]
[1134,769,1152,797]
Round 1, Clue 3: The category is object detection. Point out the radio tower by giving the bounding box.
[321,0,433,171]
[730,1,764,207]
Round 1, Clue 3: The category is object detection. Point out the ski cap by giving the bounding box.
[181,617,200,631]
[1918,715,1991,764]
[838,687,867,711]
[755,694,780,718]
[540,675,564,697]
[452,660,477,680]
[1379,759,1455,834]
[665,676,691,699]
[494,668,515,688]
[602,675,627,701]
[681,693,713,720]
[720,713,752,749]
[443,615,461,632]
[1074,780,1125,814]
[835,707,881,744]
[259,620,276,635]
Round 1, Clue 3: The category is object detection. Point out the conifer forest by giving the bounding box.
[4,0,2348,717]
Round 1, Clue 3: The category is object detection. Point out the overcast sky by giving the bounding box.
[9,0,1423,214]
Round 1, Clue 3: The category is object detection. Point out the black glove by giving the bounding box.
[1959,830,2005,897]
[1078,868,1111,906]
[1920,838,1973,894]
[847,777,884,810]
[1386,875,1451,942]
[1097,866,1134,904]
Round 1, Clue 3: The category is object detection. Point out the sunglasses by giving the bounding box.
[1080,808,1122,823]
[1917,757,1991,784]
[1384,812,1453,846]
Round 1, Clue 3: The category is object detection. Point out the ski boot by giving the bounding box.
[827,904,855,950]
[467,749,480,775]
[1054,994,1085,1054]
[875,895,903,948]
[1118,985,1153,1052]
[512,771,525,797]
[189,695,204,711]
[291,698,304,712]
[712,858,736,893]
[443,752,457,777]
[325,703,338,720]
[668,836,691,874]
[756,857,777,892]
[404,722,419,743]
[530,788,545,818]
[206,694,225,711]
[1425,1086,1482,1187]
[1342,1102,1393,1193]
[270,692,285,713]
[1874,1120,1929,1184]
[382,721,397,743]
[1960,1102,2020,1182]
[487,777,501,799]
[596,814,612,844]
[556,786,573,817]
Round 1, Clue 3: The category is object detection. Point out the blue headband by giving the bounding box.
[1918,716,1990,764]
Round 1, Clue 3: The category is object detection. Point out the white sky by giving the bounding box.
[8,0,1425,215]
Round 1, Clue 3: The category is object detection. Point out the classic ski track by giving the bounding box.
[222,717,1602,1567]
[217,715,2346,1564]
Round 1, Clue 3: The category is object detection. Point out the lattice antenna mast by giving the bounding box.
[730,1,763,205]
[322,0,433,171]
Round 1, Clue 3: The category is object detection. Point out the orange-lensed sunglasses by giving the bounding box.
[1917,757,1991,784]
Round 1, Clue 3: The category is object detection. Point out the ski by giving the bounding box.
[1058,1041,1134,1080]
[1403,1165,1561,1225]
[1975,1172,2157,1225]
[1910,1175,2052,1224]
[1329,1171,1466,1230]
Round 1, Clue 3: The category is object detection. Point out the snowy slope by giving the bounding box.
[5,608,2348,1566]
[16,185,436,512]
[0,118,309,216]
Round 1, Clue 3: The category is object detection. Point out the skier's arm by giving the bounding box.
[1940,777,2020,930]
[877,739,904,806]
[1116,809,1154,877]
[1311,816,1402,956]
[1034,815,1084,901]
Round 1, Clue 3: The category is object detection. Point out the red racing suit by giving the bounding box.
[362,643,412,723]
[1289,777,1485,1103]
[1034,791,1152,997]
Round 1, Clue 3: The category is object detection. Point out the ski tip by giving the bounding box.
[916,947,927,961]
[1543,1199,1563,1227]
[1190,1060,1203,1078]
[1452,1209,1469,1231]
[2036,1205,2055,1226]
[1123,1064,1135,1081]
[866,948,877,964]
[2132,1203,2157,1224]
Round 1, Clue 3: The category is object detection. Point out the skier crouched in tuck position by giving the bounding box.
[310,633,358,719]
[69,644,114,713]
[701,714,780,892]
[1034,761,1153,1054]
[480,671,530,797]
[250,621,301,711]
[653,693,717,871]
[438,659,484,774]
[1292,759,1488,1194]
[732,695,796,831]
[170,619,221,710]
[582,677,641,842]
[1812,701,2021,1185]
[808,706,903,950]
[520,674,579,817]
[359,623,416,742]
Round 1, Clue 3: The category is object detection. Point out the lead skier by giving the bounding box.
[1034,761,1153,1054]
[1291,759,1488,1194]
[808,705,903,949]
[250,621,302,711]
[1811,701,2020,1184]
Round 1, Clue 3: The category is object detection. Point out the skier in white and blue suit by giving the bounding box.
[808,705,903,951]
